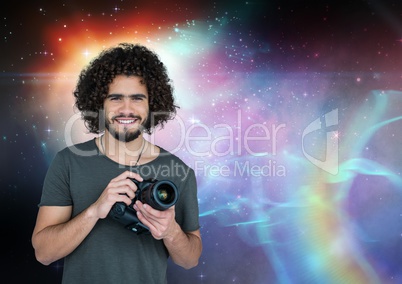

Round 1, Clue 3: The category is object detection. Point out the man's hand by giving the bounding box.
[92,171,143,219]
[134,201,178,240]
[134,200,202,269]
[32,171,144,265]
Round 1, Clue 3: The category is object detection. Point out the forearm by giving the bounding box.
[33,171,142,265]
[32,206,99,265]
[163,224,202,269]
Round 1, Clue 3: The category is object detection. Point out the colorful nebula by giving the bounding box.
[2,1,402,283]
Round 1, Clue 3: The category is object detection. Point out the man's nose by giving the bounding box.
[118,97,132,113]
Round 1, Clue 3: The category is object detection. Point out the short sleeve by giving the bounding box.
[38,151,72,207]
[176,168,200,232]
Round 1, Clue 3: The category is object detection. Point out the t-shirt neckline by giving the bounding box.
[91,138,163,168]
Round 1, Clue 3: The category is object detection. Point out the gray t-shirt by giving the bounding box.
[39,139,199,284]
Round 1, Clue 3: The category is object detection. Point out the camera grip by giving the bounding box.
[109,202,150,234]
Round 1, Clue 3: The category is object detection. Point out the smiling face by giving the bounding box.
[104,75,149,142]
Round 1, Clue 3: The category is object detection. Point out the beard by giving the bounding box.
[105,113,150,143]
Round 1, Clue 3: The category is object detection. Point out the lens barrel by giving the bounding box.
[143,180,178,211]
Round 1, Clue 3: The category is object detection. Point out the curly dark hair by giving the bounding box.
[73,43,178,134]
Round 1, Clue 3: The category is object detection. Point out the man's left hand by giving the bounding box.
[134,201,179,240]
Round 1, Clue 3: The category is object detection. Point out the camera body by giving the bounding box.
[109,178,179,234]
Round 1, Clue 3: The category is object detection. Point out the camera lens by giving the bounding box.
[148,180,178,210]
[157,188,168,201]
[156,184,174,203]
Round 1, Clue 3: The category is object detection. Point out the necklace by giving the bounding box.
[100,135,146,166]
[134,139,146,166]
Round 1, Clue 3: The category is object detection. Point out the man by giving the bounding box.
[32,43,202,284]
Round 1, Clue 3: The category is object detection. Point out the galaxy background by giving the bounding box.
[1,0,402,283]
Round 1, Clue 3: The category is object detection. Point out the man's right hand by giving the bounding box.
[92,171,143,219]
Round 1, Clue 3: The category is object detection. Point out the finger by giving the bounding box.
[134,201,156,224]
[102,184,130,200]
[136,208,170,240]
[110,178,138,192]
[137,211,159,238]
[104,184,135,202]
[115,194,134,206]
[126,171,143,182]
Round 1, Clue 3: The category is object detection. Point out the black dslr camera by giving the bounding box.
[109,178,179,234]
